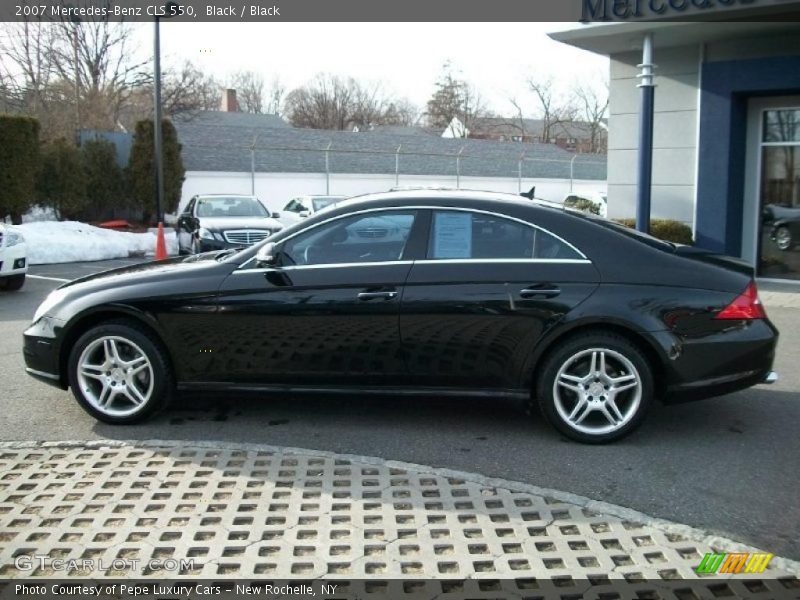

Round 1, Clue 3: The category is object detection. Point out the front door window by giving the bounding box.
[759,108,800,279]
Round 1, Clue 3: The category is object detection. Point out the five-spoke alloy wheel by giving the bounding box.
[68,321,173,423]
[537,332,653,443]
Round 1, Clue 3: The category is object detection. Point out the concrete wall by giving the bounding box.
[178,172,606,215]
[607,45,700,227]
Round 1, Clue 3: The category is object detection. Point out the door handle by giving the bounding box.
[520,285,561,299]
[358,290,398,301]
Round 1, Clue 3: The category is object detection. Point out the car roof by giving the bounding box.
[196,194,258,199]
[333,189,566,213]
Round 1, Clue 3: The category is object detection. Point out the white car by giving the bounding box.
[279,195,347,226]
[0,223,27,291]
[563,192,608,218]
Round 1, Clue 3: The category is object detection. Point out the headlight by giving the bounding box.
[32,288,69,324]
[199,228,215,240]
[5,230,24,247]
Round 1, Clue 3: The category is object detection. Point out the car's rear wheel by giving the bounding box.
[536,332,653,443]
[775,226,793,251]
[67,321,173,424]
[0,274,25,291]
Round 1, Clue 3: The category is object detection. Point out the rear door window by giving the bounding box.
[428,210,582,260]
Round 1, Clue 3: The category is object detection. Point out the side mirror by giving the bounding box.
[299,210,310,218]
[271,212,281,219]
[255,242,278,268]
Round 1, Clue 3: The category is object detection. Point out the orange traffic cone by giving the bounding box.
[155,222,168,260]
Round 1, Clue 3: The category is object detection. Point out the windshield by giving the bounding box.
[196,197,268,218]
[283,198,306,213]
[312,197,341,211]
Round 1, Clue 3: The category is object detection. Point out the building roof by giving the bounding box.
[470,117,603,140]
[173,111,607,181]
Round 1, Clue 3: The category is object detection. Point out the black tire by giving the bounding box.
[67,320,174,424]
[535,332,653,444]
[0,274,25,291]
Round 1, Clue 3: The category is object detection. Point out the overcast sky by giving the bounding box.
[134,22,608,117]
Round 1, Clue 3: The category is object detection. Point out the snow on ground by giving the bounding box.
[17,221,178,265]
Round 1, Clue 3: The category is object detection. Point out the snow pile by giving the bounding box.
[17,221,178,265]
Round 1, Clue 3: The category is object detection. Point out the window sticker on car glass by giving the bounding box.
[434,212,472,258]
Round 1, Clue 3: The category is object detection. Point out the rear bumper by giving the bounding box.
[656,318,778,404]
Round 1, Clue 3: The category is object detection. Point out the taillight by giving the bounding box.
[715,281,767,320]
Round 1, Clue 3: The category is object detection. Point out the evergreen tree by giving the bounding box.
[127,119,185,223]
[38,139,87,220]
[0,115,40,223]
[81,138,124,220]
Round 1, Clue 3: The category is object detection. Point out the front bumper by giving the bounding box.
[0,244,28,277]
[198,238,251,253]
[23,318,66,389]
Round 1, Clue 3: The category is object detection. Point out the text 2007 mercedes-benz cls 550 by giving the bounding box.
[23,190,778,443]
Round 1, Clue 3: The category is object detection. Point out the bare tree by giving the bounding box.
[1,18,148,138]
[383,98,421,127]
[507,97,530,139]
[425,62,491,137]
[574,82,609,153]
[265,76,286,116]
[160,61,221,116]
[526,76,576,144]
[285,74,354,129]
[284,73,414,131]
[228,70,264,113]
[0,20,61,129]
[51,19,149,130]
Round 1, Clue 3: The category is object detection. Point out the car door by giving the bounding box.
[211,209,422,386]
[400,208,600,390]
[177,197,197,252]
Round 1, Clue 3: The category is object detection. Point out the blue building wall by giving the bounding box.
[78,130,133,168]
[696,55,800,257]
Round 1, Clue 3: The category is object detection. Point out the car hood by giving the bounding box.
[198,216,283,231]
[58,256,228,293]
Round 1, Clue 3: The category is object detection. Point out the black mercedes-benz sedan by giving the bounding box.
[23,190,778,443]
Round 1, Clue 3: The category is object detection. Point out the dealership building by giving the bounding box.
[552,16,800,281]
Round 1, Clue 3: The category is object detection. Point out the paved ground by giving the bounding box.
[0,441,797,591]
[0,260,798,567]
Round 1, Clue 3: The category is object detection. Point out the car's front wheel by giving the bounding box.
[67,321,174,424]
[536,332,653,443]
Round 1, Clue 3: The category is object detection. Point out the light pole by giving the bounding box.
[153,2,178,225]
[570,154,578,193]
[63,6,81,143]
[636,33,656,234]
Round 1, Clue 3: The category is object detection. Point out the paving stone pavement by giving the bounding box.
[0,441,798,596]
